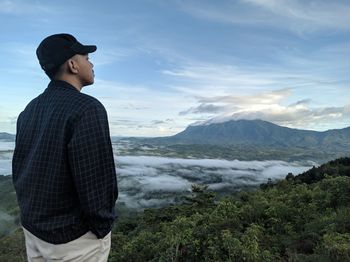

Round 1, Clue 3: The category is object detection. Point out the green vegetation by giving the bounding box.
[291,157,350,184]
[0,175,20,238]
[115,139,345,163]
[1,158,350,261]
[108,174,350,261]
[0,228,26,262]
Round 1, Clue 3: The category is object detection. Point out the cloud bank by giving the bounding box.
[187,90,350,130]
[0,141,313,210]
[116,155,312,209]
[163,62,350,131]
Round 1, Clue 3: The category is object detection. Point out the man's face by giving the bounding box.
[73,54,94,86]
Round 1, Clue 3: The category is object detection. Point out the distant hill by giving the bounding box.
[145,119,350,150]
[129,119,350,162]
[292,157,350,184]
[0,133,15,142]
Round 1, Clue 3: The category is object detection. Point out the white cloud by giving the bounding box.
[243,0,350,31]
[84,79,196,136]
[139,175,191,192]
[188,90,350,131]
[0,142,15,151]
[0,142,313,209]
[117,155,305,173]
[163,61,332,97]
[0,159,12,175]
[161,60,350,131]
[163,64,284,94]
[115,155,313,209]
[199,89,291,105]
[178,0,350,34]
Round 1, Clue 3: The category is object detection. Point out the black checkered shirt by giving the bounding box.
[12,80,118,244]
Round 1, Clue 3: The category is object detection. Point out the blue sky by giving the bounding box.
[1,0,350,137]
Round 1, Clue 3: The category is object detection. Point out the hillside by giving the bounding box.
[0,175,19,238]
[292,157,350,184]
[147,120,350,150]
[1,158,350,261]
[125,119,350,162]
[0,133,15,142]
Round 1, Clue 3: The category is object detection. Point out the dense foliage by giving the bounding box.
[0,175,19,238]
[1,158,350,261]
[292,157,350,184]
[108,175,350,261]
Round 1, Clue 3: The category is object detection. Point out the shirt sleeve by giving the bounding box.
[67,102,118,238]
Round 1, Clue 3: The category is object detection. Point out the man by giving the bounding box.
[12,33,118,261]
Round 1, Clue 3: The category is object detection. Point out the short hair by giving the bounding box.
[47,63,65,80]
[46,68,59,80]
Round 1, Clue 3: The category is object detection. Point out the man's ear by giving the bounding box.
[67,58,79,74]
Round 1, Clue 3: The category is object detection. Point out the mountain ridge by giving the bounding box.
[0,132,15,141]
[143,119,350,150]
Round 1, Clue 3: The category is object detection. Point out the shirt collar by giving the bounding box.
[47,80,80,92]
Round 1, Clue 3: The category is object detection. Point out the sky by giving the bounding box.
[0,0,350,137]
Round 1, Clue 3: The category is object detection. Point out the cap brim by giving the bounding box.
[81,45,97,54]
[71,42,97,54]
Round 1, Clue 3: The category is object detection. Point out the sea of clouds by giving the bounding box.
[116,155,313,209]
[0,141,14,176]
[0,141,313,209]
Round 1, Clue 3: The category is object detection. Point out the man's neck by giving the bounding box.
[54,76,82,92]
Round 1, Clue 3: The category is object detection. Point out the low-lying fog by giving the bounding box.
[0,141,14,176]
[0,140,314,210]
[117,156,313,209]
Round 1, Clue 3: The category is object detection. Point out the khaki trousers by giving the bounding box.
[22,227,111,262]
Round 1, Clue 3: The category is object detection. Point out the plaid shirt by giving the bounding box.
[12,80,118,244]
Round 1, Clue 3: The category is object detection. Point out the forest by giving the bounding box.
[1,158,350,261]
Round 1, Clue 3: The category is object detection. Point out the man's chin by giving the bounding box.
[86,77,95,86]
[83,79,94,87]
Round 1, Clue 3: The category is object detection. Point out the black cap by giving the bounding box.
[36,33,96,74]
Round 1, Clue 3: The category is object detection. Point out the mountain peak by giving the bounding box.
[165,119,350,149]
[191,118,269,127]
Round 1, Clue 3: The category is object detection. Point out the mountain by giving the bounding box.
[0,132,15,142]
[145,119,350,150]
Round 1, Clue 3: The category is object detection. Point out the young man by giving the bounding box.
[12,34,118,261]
